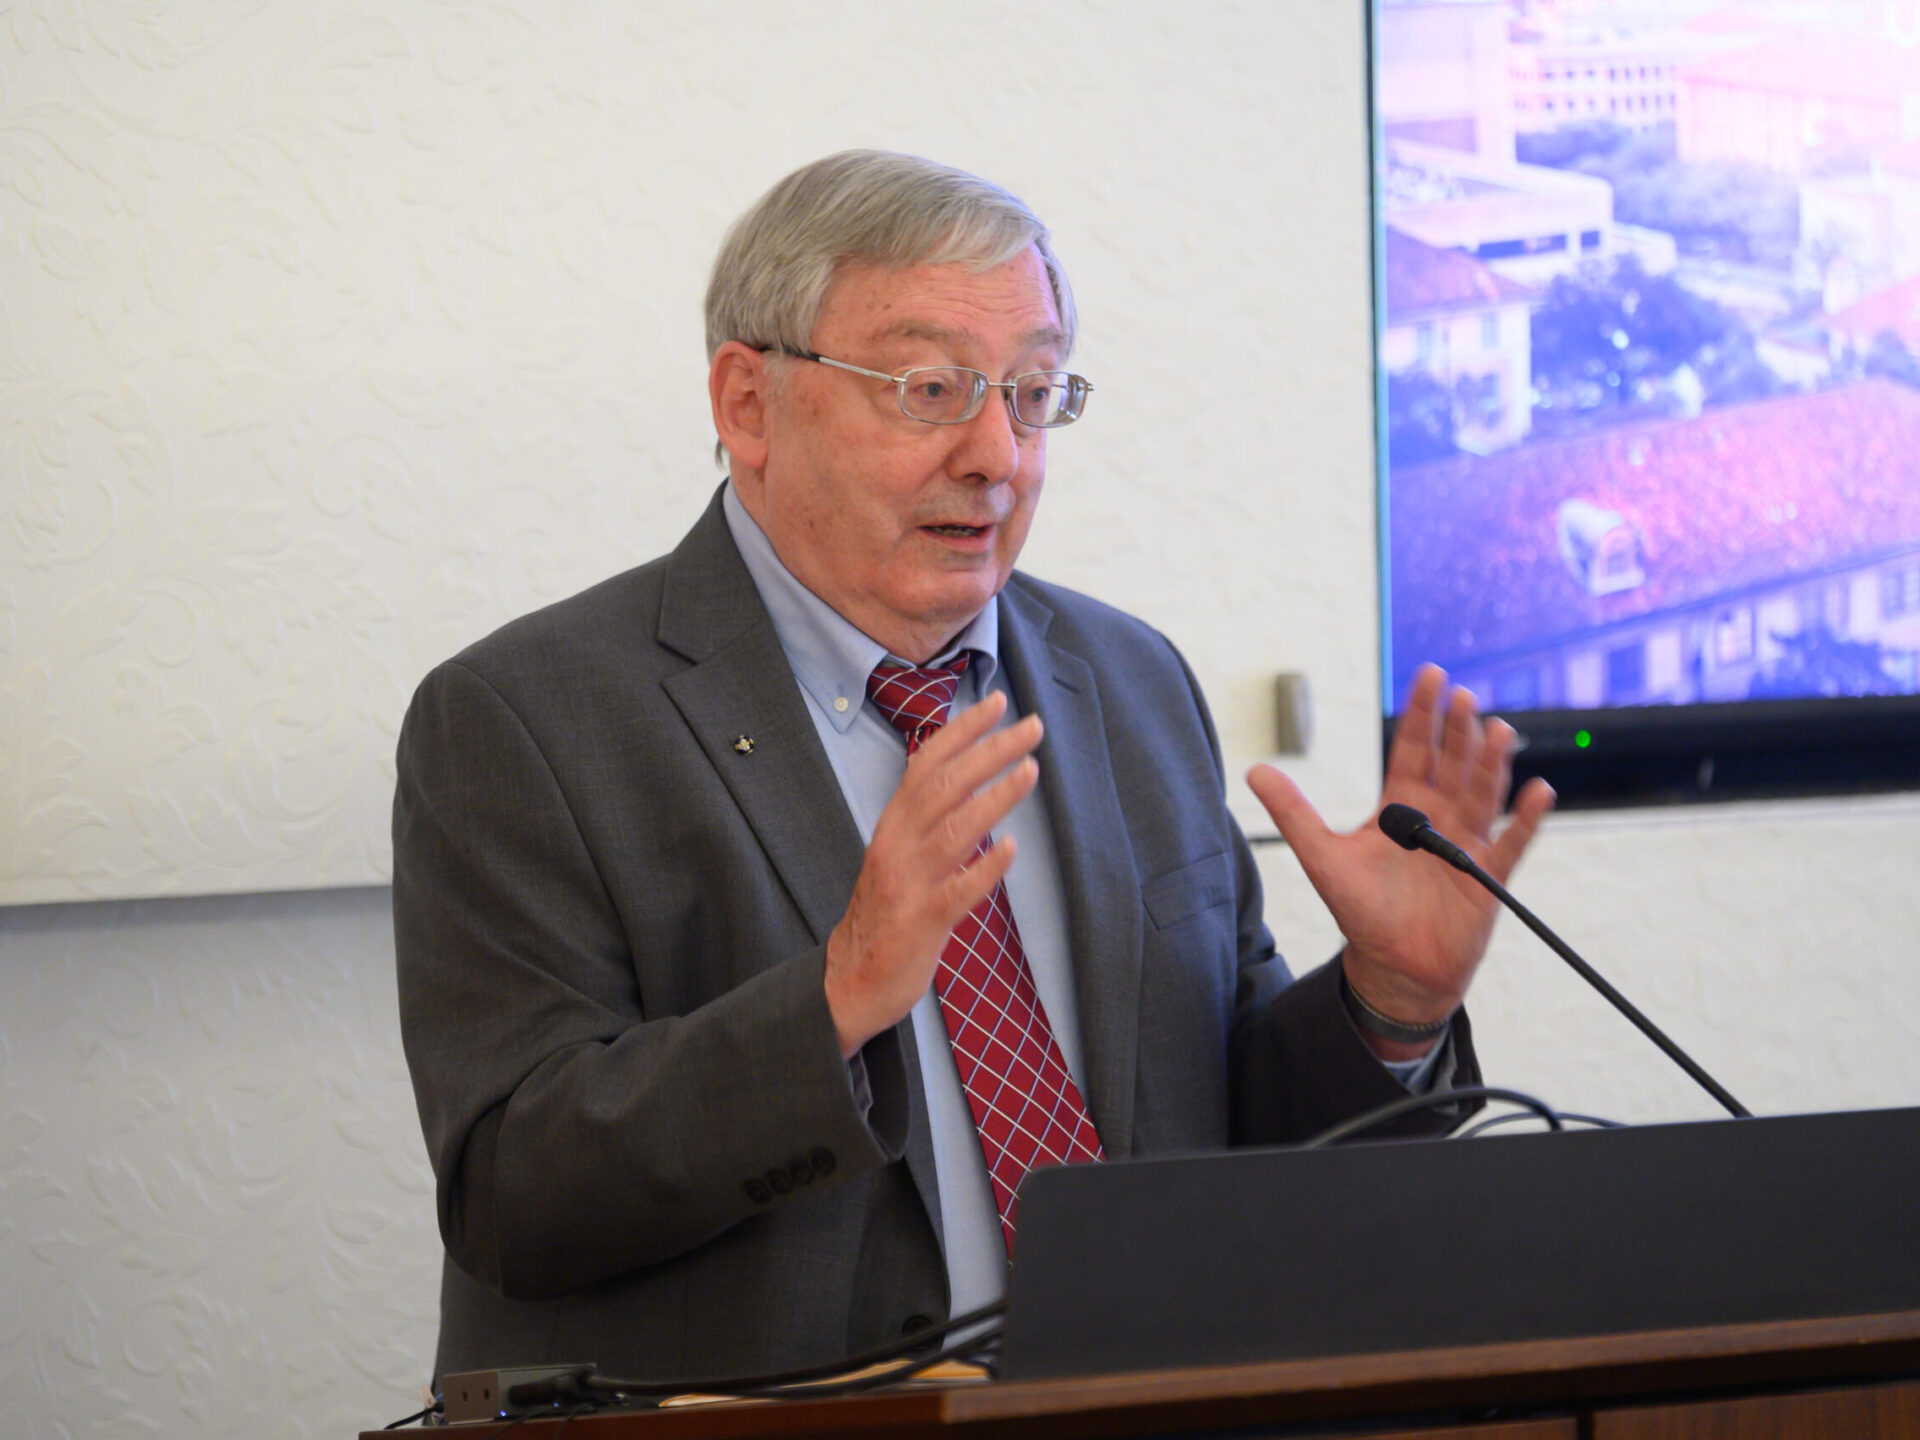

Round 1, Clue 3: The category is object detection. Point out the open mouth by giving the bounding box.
[926,524,986,538]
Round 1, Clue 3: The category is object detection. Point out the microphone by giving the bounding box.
[1377,804,1751,1119]
[1378,803,1473,872]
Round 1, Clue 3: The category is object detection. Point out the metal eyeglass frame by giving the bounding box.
[764,348,1093,428]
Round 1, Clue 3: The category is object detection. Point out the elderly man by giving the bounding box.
[393,150,1552,1383]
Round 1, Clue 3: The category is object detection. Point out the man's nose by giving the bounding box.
[948,390,1026,484]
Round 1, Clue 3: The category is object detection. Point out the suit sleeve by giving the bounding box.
[393,659,907,1301]
[1231,946,1480,1145]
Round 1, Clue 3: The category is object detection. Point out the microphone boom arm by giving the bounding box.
[1377,804,1751,1120]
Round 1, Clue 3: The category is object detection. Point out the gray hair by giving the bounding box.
[704,150,1077,362]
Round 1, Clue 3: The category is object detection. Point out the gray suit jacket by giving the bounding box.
[393,489,1475,1382]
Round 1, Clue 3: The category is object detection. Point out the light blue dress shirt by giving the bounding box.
[722,485,1074,1316]
[719,482,1440,1316]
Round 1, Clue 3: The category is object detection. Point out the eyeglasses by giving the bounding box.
[767,348,1093,428]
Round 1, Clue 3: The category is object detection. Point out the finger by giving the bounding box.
[928,757,1040,872]
[932,833,1019,932]
[1460,717,1517,838]
[906,698,1041,785]
[1385,664,1446,789]
[1432,685,1483,802]
[907,687,1008,765]
[940,711,1044,794]
[1247,763,1336,875]
[894,714,1044,828]
[1484,776,1555,885]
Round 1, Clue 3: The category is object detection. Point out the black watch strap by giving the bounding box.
[1340,968,1454,1045]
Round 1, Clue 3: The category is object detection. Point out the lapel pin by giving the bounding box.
[733,735,755,755]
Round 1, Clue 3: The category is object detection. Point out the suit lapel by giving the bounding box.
[657,492,946,1253]
[658,499,865,943]
[998,583,1143,1159]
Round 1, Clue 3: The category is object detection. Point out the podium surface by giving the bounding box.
[360,1308,1920,1437]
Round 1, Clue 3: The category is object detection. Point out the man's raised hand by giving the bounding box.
[824,691,1043,1059]
[1247,665,1554,1055]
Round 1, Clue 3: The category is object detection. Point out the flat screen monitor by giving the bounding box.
[1370,0,1920,805]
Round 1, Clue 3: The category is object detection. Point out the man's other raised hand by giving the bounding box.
[1247,665,1554,1058]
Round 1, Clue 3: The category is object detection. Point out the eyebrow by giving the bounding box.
[879,320,1068,353]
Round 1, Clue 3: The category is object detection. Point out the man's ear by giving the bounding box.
[710,341,772,475]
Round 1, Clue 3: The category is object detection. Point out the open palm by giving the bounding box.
[1248,665,1554,1027]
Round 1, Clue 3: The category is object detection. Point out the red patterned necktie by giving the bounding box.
[866,655,1104,1254]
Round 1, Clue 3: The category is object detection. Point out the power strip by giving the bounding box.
[441,1364,595,1424]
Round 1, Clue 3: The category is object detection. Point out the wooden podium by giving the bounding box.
[371,1110,1920,1436]
[361,1309,1920,1437]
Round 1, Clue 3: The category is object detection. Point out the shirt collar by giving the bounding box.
[722,482,1000,732]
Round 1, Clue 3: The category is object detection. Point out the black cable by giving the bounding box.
[1301,1085,1562,1149]
[508,1299,1007,1409]
[529,1324,1006,1413]
[600,1302,1001,1395]
[956,1340,1003,1381]
[715,1324,1008,1401]
[1458,1107,1622,1138]
[380,1397,441,1429]
[1559,1110,1623,1130]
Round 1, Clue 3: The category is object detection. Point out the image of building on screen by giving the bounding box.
[1375,0,1920,711]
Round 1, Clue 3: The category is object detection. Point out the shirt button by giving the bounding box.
[833,696,850,712]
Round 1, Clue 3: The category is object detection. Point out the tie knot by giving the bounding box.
[867,654,972,751]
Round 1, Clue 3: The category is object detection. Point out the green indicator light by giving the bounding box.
[1574,729,1593,749]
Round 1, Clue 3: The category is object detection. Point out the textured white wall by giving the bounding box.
[0,0,1373,905]
[4,3,1919,1437]
[0,888,438,1439]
